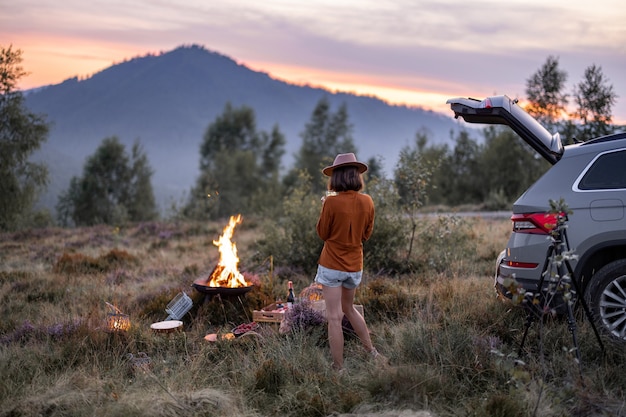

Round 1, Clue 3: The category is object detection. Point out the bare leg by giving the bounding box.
[341,287,375,353]
[321,285,344,370]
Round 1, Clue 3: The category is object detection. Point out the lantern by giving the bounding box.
[105,302,131,333]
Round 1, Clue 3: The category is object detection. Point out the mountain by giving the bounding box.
[24,44,464,214]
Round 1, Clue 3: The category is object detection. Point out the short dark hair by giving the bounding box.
[329,166,364,191]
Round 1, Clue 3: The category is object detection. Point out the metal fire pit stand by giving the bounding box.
[191,280,254,323]
[518,210,604,385]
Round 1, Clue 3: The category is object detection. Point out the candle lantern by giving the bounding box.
[105,302,131,333]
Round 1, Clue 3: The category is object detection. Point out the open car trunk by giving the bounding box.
[446,95,563,165]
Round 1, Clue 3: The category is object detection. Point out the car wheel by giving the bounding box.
[587,259,626,342]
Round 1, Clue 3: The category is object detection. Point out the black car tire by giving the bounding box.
[587,259,626,342]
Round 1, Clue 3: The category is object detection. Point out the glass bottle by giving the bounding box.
[287,281,295,308]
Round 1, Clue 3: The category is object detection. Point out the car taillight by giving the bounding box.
[505,260,539,268]
[511,212,561,234]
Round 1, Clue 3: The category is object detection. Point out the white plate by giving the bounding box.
[150,320,183,332]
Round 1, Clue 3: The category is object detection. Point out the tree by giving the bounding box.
[571,64,617,141]
[444,131,483,206]
[57,137,157,226]
[186,103,285,219]
[525,56,569,132]
[478,127,549,204]
[364,156,384,181]
[284,97,357,195]
[256,171,324,275]
[127,141,158,221]
[362,175,407,273]
[0,45,49,231]
[525,57,618,143]
[394,130,438,260]
[400,130,449,206]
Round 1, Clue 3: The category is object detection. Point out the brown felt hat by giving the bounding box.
[322,153,368,176]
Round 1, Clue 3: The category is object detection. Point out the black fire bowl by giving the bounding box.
[192,278,254,297]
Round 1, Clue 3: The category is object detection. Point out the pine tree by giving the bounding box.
[128,140,158,222]
[285,97,357,195]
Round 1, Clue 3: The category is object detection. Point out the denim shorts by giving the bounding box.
[314,265,362,289]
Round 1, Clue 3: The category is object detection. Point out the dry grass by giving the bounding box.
[0,217,624,417]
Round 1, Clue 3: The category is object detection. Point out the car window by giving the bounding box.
[578,149,626,190]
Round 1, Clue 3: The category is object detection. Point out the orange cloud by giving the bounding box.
[11,35,147,90]
[243,60,469,114]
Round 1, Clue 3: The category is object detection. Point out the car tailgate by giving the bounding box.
[446,95,563,164]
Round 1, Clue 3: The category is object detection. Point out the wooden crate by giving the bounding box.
[253,302,285,323]
[253,301,364,323]
[252,309,285,323]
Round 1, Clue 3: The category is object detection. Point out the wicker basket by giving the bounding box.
[299,282,324,301]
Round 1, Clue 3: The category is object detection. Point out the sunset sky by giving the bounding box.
[2,0,626,123]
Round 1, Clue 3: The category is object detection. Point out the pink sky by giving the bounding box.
[2,0,625,123]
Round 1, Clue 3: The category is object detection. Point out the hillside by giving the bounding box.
[24,44,464,213]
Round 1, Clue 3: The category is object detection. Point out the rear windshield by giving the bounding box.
[578,149,626,190]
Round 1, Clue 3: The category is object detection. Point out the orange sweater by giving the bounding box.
[316,190,375,272]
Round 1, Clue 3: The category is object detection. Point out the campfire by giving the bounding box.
[192,215,253,296]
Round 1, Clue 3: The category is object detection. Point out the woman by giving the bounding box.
[315,152,381,372]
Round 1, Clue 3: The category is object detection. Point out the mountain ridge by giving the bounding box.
[24,44,464,214]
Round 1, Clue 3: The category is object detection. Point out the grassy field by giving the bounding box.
[1,216,624,417]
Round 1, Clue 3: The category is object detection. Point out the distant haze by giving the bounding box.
[25,45,467,215]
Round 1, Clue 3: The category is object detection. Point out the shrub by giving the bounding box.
[364,176,410,273]
[358,277,415,321]
[54,252,102,274]
[255,172,323,276]
[256,173,410,276]
[280,301,326,333]
[254,358,285,395]
[415,214,479,274]
[99,248,139,268]
[53,249,139,274]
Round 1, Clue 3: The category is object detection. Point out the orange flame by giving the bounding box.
[207,214,249,288]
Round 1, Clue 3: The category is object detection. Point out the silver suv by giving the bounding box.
[447,95,626,343]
